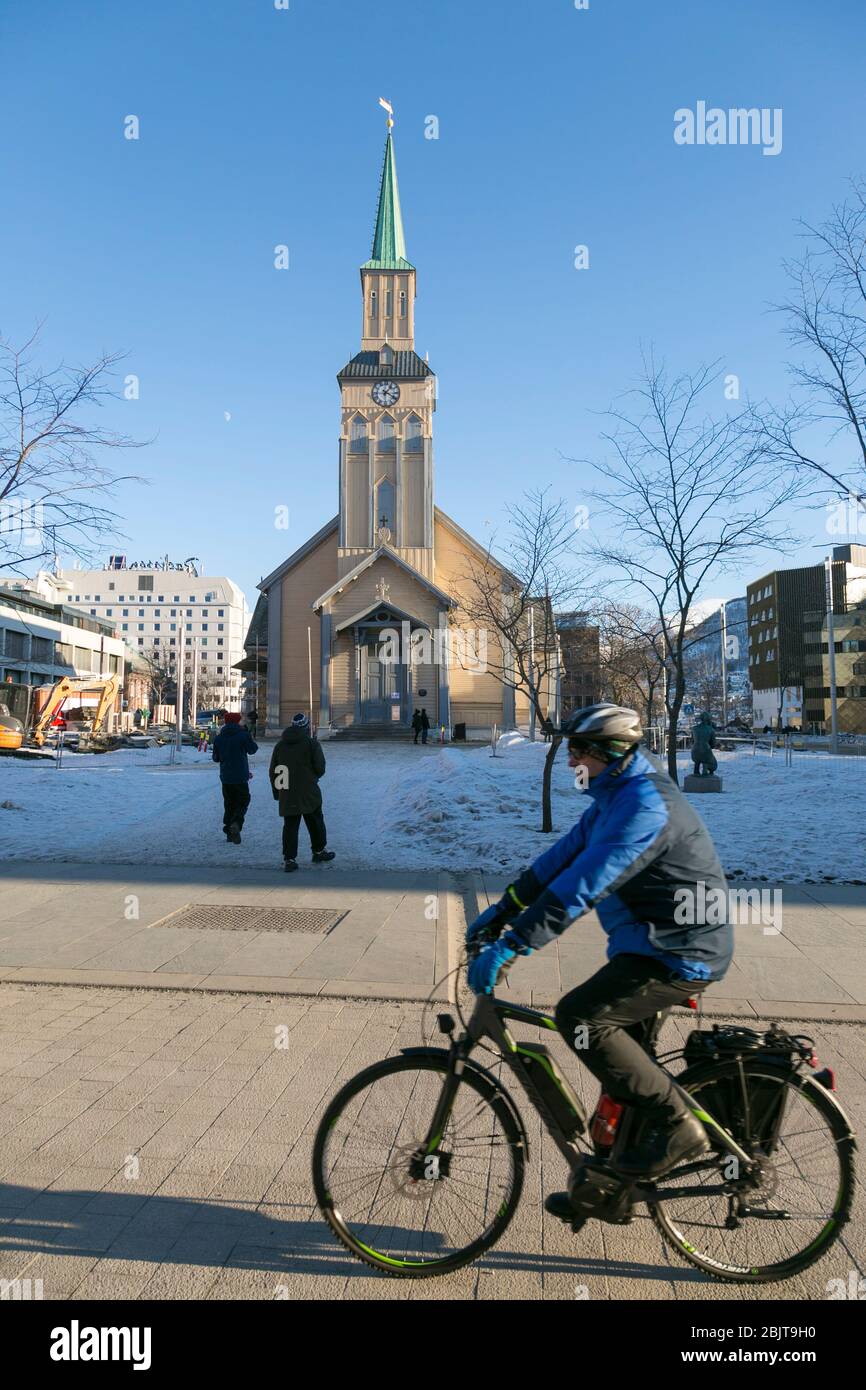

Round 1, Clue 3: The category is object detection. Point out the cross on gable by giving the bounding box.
[375,578,391,601]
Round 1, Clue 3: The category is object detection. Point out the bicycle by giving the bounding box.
[312,935,856,1283]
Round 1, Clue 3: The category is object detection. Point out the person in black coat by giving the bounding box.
[269,712,335,872]
[212,711,258,843]
[411,709,422,745]
[420,708,431,745]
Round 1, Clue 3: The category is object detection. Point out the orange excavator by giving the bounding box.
[0,702,25,751]
[30,675,121,747]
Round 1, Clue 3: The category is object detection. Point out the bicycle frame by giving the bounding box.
[418,992,756,1196]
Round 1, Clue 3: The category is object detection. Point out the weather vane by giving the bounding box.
[378,96,394,131]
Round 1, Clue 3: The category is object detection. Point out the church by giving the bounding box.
[255,121,552,737]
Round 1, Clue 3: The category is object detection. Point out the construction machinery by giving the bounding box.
[30,675,121,748]
[0,702,25,751]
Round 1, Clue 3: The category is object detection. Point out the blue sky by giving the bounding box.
[1,0,864,609]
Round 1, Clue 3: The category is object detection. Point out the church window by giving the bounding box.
[349,415,368,453]
[370,289,378,318]
[377,416,396,452]
[399,291,407,318]
[376,478,396,532]
[405,414,423,453]
[385,290,392,316]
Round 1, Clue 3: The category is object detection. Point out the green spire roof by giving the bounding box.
[362,134,414,271]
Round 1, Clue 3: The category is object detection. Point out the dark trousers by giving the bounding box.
[421,728,428,744]
[282,809,327,860]
[222,782,251,832]
[413,730,420,744]
[555,955,708,1117]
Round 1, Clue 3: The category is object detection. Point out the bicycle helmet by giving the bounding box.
[560,702,643,761]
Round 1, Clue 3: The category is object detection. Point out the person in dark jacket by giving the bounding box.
[411,709,422,745]
[420,708,430,745]
[269,712,335,872]
[247,708,258,740]
[212,711,258,843]
[465,703,733,1202]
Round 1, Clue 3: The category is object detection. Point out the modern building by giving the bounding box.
[258,125,554,736]
[556,614,600,714]
[0,573,125,725]
[806,544,866,734]
[55,558,250,711]
[747,546,866,730]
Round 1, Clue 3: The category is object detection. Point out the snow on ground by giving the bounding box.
[0,737,864,882]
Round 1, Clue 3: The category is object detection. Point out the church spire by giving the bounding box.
[362,131,414,271]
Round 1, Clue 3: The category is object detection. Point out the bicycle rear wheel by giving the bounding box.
[312,1053,524,1277]
[651,1059,855,1283]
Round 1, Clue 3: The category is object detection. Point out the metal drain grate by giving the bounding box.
[149,904,346,934]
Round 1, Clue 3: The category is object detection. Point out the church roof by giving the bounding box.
[361,134,414,271]
[337,350,432,383]
[258,515,339,593]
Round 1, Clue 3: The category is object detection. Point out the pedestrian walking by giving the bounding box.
[248,707,258,739]
[411,708,422,745]
[420,708,430,745]
[269,712,335,872]
[212,711,258,844]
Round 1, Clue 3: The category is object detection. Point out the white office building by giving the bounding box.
[57,558,250,711]
[1,574,125,692]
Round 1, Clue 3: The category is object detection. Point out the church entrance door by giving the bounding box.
[360,636,401,723]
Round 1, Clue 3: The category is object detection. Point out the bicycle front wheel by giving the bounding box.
[312,1054,524,1277]
[652,1060,856,1283]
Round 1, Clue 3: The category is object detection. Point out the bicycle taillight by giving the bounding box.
[590,1094,625,1149]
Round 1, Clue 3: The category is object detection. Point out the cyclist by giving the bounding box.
[466,703,733,1210]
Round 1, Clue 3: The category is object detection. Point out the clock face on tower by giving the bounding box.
[371,380,400,407]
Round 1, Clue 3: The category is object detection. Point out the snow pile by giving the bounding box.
[373,741,573,867]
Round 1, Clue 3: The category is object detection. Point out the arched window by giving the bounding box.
[399,290,407,319]
[349,415,368,453]
[370,289,378,318]
[376,478,396,533]
[405,414,423,454]
[377,415,396,453]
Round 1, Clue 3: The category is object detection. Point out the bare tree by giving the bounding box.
[756,181,866,505]
[138,646,175,711]
[594,601,666,729]
[453,489,587,831]
[578,357,804,782]
[0,331,143,574]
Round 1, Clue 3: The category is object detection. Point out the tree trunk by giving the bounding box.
[541,735,562,832]
[667,683,686,782]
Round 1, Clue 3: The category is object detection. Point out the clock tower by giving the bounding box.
[336,127,436,582]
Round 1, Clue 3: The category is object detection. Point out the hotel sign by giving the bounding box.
[108,554,200,576]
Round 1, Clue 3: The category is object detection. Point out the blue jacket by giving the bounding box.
[508,749,732,982]
[212,723,258,784]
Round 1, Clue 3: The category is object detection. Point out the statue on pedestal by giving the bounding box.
[691,712,718,776]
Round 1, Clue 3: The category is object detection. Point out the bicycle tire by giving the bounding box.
[651,1059,856,1283]
[312,1053,525,1277]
